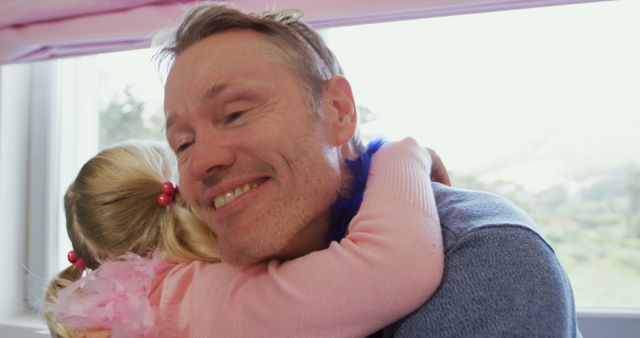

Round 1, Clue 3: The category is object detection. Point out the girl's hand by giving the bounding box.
[427,148,451,186]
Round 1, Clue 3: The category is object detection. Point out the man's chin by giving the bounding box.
[220,252,262,266]
[217,241,271,267]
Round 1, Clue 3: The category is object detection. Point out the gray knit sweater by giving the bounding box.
[383,183,582,338]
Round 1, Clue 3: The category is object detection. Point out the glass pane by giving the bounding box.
[91,48,166,149]
[326,0,640,308]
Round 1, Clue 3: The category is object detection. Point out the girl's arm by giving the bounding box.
[157,138,444,338]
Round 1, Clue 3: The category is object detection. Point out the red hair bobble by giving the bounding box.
[156,181,178,207]
[67,250,85,269]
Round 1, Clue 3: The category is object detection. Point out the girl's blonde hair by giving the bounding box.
[44,141,220,337]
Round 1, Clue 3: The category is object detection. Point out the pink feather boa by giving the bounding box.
[49,252,171,338]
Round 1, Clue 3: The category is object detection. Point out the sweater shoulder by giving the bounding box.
[432,182,550,250]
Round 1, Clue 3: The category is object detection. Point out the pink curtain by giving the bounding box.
[0,0,606,64]
[0,1,193,63]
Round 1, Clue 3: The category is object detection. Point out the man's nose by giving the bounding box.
[187,136,237,181]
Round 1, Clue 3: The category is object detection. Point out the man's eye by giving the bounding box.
[176,142,192,154]
[224,111,245,123]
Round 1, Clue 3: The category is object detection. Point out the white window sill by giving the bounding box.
[0,315,48,337]
[577,308,640,338]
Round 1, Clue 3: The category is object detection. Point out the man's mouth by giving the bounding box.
[213,182,259,209]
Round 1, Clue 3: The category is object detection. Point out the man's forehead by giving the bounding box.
[163,30,295,127]
[165,36,280,91]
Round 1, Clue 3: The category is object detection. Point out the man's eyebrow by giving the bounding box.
[202,83,229,101]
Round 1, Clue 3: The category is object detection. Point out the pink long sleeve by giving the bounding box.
[150,138,444,338]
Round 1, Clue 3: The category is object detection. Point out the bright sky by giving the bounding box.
[88,47,165,116]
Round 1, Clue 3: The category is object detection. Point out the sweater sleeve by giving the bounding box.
[387,227,580,338]
[383,184,580,338]
[153,138,444,338]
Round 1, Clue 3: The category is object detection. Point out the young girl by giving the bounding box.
[45,138,443,338]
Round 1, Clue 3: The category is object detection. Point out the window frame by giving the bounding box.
[0,63,52,337]
[0,59,100,337]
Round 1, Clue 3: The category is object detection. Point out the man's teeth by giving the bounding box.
[213,183,258,209]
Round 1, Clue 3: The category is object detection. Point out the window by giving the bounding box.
[44,0,640,310]
[0,48,166,330]
[325,0,640,309]
[2,1,638,336]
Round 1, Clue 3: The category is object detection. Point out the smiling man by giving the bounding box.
[164,27,358,266]
[161,3,581,337]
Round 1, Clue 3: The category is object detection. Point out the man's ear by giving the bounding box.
[323,76,357,146]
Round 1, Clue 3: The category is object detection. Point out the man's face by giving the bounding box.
[164,30,350,266]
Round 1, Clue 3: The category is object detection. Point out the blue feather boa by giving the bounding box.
[328,139,385,242]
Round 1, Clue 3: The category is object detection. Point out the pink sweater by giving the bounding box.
[52,138,443,338]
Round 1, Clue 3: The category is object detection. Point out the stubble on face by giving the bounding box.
[212,134,339,266]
